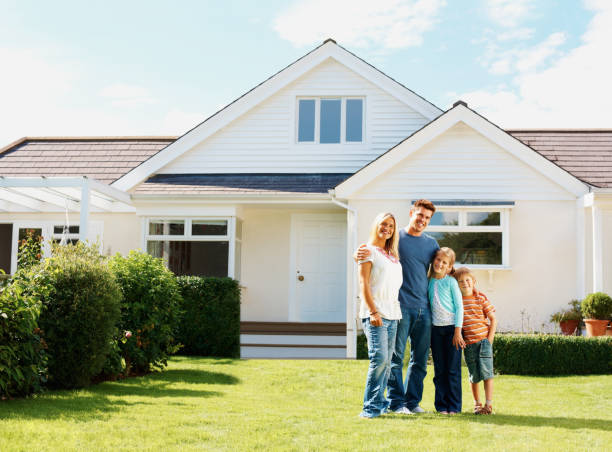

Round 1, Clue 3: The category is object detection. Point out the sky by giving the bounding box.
[0,0,609,146]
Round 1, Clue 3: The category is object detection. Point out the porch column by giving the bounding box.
[79,177,90,242]
[592,205,603,292]
[345,207,358,359]
[576,198,585,298]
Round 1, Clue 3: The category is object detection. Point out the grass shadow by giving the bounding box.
[0,368,239,421]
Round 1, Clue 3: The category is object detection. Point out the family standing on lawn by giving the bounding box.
[357,200,497,418]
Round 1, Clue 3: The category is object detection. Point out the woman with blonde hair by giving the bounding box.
[358,212,404,418]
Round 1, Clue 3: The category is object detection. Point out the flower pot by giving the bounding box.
[584,319,609,337]
[559,319,579,336]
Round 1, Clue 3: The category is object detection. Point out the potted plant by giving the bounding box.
[581,292,612,337]
[550,299,582,335]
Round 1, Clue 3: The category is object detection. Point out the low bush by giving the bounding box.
[109,251,182,374]
[176,276,240,357]
[581,292,612,320]
[356,333,368,359]
[13,242,122,389]
[0,283,47,398]
[493,334,612,375]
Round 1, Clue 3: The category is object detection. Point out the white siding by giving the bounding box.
[160,59,429,174]
[358,122,575,200]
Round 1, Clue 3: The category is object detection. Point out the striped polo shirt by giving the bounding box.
[462,293,495,345]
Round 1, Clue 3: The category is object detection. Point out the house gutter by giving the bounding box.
[329,189,358,359]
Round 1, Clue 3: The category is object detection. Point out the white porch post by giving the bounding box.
[592,204,603,292]
[576,198,585,298]
[345,208,358,359]
[79,177,90,242]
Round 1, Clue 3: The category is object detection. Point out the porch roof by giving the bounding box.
[133,173,353,196]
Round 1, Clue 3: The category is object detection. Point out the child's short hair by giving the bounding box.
[454,266,474,281]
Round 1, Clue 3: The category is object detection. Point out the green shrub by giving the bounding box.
[581,292,612,320]
[493,334,612,375]
[176,276,240,357]
[550,299,582,323]
[13,242,122,389]
[0,283,47,398]
[356,333,368,359]
[109,251,182,374]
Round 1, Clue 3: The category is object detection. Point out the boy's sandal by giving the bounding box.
[473,403,483,414]
[477,404,493,415]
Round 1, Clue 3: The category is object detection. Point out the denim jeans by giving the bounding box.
[387,306,432,411]
[430,325,462,413]
[360,317,398,418]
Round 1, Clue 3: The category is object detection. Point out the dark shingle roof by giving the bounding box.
[508,130,612,188]
[133,174,353,195]
[0,137,175,184]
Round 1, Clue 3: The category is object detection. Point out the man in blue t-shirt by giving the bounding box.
[356,199,439,414]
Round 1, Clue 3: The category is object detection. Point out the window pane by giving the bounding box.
[53,225,79,234]
[429,232,502,265]
[320,99,341,143]
[298,99,315,142]
[149,220,184,236]
[147,240,229,277]
[467,212,500,226]
[430,212,459,226]
[346,99,363,142]
[192,220,227,236]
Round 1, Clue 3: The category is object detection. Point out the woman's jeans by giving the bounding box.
[430,324,462,413]
[361,317,398,418]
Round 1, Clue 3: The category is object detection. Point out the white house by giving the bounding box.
[1,40,611,358]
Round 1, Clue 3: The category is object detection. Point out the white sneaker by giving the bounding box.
[393,407,413,415]
[411,406,426,413]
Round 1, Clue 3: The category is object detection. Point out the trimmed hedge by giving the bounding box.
[176,276,240,357]
[493,334,612,375]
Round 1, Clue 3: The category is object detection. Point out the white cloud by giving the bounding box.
[486,0,534,28]
[100,83,157,107]
[274,0,446,49]
[455,3,612,127]
[497,27,535,41]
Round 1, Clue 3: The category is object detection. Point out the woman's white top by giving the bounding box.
[358,245,403,320]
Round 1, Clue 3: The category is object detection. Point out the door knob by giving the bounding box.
[298,275,304,281]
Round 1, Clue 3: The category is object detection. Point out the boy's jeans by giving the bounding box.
[387,306,432,411]
[361,317,398,418]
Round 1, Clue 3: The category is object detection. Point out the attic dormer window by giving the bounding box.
[297,97,364,143]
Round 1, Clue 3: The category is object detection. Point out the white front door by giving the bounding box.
[290,213,346,323]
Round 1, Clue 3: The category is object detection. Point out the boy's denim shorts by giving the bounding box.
[464,338,494,383]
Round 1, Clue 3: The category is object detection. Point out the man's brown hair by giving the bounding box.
[412,199,436,213]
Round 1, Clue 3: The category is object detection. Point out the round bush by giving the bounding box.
[109,251,182,374]
[0,283,47,398]
[18,242,122,389]
[581,292,612,320]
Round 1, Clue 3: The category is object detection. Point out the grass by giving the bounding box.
[0,357,610,451]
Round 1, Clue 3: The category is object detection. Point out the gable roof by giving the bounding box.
[334,102,589,198]
[507,130,612,188]
[0,137,175,184]
[111,39,443,191]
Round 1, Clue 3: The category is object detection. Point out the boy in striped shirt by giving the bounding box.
[454,267,497,415]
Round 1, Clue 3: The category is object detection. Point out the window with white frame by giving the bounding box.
[427,208,510,267]
[145,218,240,278]
[297,97,364,143]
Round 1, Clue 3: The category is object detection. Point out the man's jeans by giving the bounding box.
[360,318,398,418]
[387,306,432,411]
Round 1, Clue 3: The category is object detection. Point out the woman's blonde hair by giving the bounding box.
[368,212,399,259]
[428,246,456,277]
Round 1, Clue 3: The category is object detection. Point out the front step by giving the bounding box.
[240,322,347,359]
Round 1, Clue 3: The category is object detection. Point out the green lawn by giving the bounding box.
[0,357,610,451]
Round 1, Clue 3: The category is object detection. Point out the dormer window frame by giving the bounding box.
[295,96,365,145]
